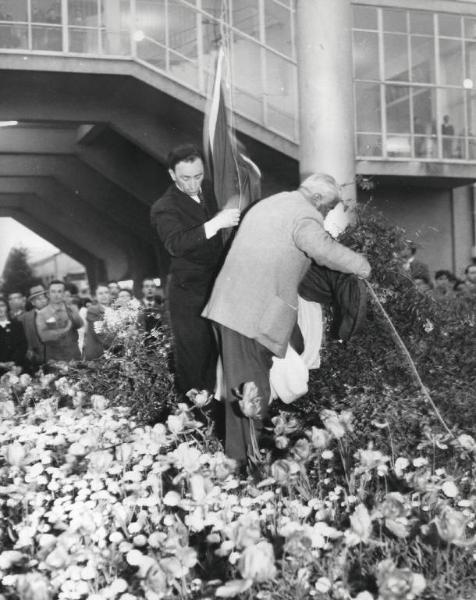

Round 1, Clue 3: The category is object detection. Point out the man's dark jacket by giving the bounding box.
[150,180,223,281]
[150,180,223,394]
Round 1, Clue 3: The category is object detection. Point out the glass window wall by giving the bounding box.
[354,5,476,162]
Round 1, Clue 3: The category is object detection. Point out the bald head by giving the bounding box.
[298,173,342,217]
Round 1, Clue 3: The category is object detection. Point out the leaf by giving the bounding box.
[215,579,253,597]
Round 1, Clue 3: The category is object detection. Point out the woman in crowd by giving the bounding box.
[0,295,27,373]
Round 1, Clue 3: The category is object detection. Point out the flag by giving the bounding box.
[203,46,261,213]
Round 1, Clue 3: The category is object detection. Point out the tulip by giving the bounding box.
[235,381,262,419]
[16,572,51,600]
[377,559,425,600]
[238,541,277,582]
[5,442,25,467]
[91,394,108,411]
[434,506,475,546]
[186,388,212,408]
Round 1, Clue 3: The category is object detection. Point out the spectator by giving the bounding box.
[400,241,431,282]
[434,269,458,299]
[108,280,120,302]
[77,281,91,304]
[8,291,26,321]
[139,277,163,333]
[36,280,83,362]
[442,114,455,158]
[64,282,80,307]
[414,276,433,295]
[83,283,113,360]
[0,295,27,373]
[21,283,48,370]
[115,288,133,308]
[456,263,476,296]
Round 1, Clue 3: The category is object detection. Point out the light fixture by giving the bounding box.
[133,30,145,42]
[463,78,474,89]
[0,121,18,127]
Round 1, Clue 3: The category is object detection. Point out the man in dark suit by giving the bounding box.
[151,144,240,397]
[139,277,163,334]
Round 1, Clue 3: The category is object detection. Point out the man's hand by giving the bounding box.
[213,208,241,229]
[205,208,241,238]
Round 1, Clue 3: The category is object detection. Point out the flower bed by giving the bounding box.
[1,369,476,600]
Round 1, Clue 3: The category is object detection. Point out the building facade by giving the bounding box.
[0,0,474,281]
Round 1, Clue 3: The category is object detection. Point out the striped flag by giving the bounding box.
[203,46,261,212]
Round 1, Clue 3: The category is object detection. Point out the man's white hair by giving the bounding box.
[299,173,341,201]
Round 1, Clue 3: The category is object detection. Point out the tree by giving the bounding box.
[1,246,36,296]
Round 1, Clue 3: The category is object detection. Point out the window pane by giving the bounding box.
[353,31,379,80]
[0,1,27,21]
[386,85,410,134]
[32,25,62,50]
[383,9,407,33]
[264,49,296,138]
[439,38,463,86]
[384,34,409,81]
[232,31,263,123]
[410,11,433,36]
[355,82,381,132]
[168,1,197,60]
[0,23,26,48]
[352,6,377,30]
[464,18,476,40]
[136,0,166,44]
[411,36,435,83]
[356,134,382,157]
[439,14,461,38]
[467,92,476,158]
[439,88,464,158]
[265,1,292,56]
[412,87,437,157]
[32,0,61,24]
[68,0,98,27]
[231,0,259,39]
[465,41,476,82]
[69,28,98,53]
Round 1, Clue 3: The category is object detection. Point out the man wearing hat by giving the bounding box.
[20,283,48,370]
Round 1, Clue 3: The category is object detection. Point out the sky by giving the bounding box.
[0,217,59,273]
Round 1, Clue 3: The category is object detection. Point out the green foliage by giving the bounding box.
[1,246,36,296]
[292,205,476,454]
[67,326,177,425]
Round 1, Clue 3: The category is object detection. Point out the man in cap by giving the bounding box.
[21,283,48,370]
[202,173,371,467]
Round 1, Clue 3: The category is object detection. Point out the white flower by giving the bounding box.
[315,577,332,593]
[442,481,459,498]
[394,457,410,477]
[163,491,181,506]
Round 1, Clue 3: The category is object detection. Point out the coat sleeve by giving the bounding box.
[152,203,209,257]
[293,217,371,278]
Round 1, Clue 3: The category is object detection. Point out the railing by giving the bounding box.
[0,0,299,144]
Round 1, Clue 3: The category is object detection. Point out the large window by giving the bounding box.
[353,5,476,161]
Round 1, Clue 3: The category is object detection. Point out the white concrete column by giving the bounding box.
[296,0,356,208]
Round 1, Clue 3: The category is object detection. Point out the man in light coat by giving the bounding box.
[202,173,371,467]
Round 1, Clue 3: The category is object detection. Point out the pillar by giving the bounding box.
[296,0,356,208]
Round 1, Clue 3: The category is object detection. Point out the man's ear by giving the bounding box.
[168,168,176,182]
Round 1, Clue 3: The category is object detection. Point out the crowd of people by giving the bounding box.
[0,278,164,374]
[401,242,476,299]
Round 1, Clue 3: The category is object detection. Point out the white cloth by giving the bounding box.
[269,298,323,404]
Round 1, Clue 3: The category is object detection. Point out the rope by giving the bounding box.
[364,280,454,438]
